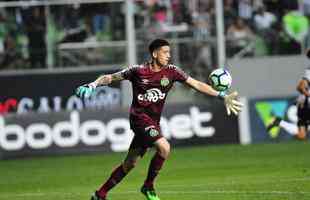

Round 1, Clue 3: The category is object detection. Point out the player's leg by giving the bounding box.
[141,137,170,200]
[296,125,307,140]
[266,116,282,134]
[296,107,309,140]
[267,103,305,137]
[93,146,145,200]
[266,106,309,140]
[282,105,309,140]
[279,120,298,136]
[144,137,170,187]
[267,117,299,137]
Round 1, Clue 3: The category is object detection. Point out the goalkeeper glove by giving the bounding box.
[75,82,96,98]
[218,91,243,116]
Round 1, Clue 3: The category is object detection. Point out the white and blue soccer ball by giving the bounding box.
[208,68,232,91]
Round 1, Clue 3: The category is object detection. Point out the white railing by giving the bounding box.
[0,0,124,8]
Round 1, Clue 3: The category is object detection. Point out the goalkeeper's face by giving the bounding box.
[153,46,171,67]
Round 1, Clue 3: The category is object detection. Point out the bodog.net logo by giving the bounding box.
[255,100,297,138]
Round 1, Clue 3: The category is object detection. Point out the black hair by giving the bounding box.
[148,38,170,56]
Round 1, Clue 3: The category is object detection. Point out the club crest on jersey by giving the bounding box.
[160,76,170,87]
[149,129,159,137]
[138,88,166,102]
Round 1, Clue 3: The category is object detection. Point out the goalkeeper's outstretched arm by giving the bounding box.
[185,76,222,97]
[185,76,243,116]
[93,71,125,86]
[75,71,125,98]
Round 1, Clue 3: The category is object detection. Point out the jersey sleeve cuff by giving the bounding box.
[217,91,226,99]
[88,82,97,89]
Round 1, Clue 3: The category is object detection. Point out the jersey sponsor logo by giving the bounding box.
[138,88,166,102]
[160,76,170,87]
[142,79,149,84]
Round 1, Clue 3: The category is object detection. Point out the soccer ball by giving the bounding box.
[208,68,232,91]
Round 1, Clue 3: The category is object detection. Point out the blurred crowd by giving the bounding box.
[0,0,309,71]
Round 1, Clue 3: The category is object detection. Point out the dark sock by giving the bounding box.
[144,152,166,188]
[97,165,127,198]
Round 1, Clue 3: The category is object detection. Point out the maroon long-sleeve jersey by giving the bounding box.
[121,63,188,127]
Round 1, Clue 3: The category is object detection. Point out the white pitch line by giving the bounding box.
[156,176,310,187]
[122,176,310,189]
[155,190,310,195]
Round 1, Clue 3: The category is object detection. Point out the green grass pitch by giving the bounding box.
[0,141,309,200]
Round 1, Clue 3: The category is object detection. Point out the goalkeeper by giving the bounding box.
[75,38,243,200]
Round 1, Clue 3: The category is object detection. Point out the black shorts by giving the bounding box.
[297,105,310,127]
[128,123,163,156]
